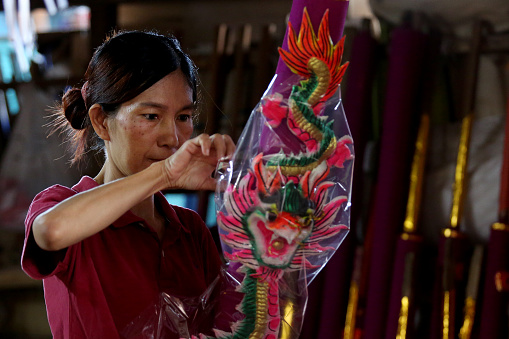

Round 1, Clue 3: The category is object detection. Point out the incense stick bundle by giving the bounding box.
[362,23,428,338]
[479,95,509,339]
[429,20,485,339]
[385,113,429,339]
[317,22,378,338]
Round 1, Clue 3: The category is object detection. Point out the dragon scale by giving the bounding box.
[266,57,337,176]
[196,9,352,339]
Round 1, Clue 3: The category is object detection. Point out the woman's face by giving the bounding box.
[104,70,195,178]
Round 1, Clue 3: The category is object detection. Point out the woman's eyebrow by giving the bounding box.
[178,103,196,112]
[136,102,195,112]
[137,102,167,109]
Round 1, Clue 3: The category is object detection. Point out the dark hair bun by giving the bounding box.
[62,87,88,130]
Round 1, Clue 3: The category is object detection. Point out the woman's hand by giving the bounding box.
[162,133,235,191]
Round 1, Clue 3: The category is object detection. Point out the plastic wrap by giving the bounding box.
[216,74,353,284]
[122,7,353,339]
[210,9,354,338]
[122,81,353,339]
[122,275,223,339]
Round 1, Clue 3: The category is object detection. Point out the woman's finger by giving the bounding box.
[210,133,227,159]
[223,134,236,158]
[196,133,211,156]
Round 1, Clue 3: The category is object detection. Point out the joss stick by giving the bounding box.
[458,245,484,339]
[362,22,428,338]
[431,20,485,339]
[388,113,429,339]
[388,27,444,339]
[341,21,379,339]
[478,87,509,338]
[499,99,509,224]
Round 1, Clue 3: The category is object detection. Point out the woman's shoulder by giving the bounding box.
[32,184,76,205]
[29,176,97,216]
[32,176,96,203]
[170,204,203,227]
[157,194,207,234]
[25,184,76,231]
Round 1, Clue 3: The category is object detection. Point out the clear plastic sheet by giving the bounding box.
[122,8,353,338]
[216,73,353,284]
[211,74,353,338]
[122,274,223,339]
[121,75,353,338]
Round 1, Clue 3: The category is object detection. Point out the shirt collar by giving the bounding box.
[71,176,191,233]
[155,191,191,234]
[71,175,99,192]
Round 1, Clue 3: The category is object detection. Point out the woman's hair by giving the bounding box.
[53,30,199,164]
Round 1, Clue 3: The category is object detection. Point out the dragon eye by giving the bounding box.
[302,217,313,227]
[266,211,277,222]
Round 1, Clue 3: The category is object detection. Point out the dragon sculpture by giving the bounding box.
[195,8,353,339]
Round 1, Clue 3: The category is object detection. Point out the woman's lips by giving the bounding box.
[148,155,172,162]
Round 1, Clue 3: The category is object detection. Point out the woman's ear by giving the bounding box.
[89,104,110,141]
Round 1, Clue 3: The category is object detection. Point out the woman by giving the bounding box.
[21,31,235,338]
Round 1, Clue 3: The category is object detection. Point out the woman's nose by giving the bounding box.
[158,119,179,148]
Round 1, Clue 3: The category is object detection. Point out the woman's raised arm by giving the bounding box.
[33,133,234,251]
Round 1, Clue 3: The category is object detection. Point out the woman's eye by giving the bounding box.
[177,114,192,122]
[143,114,158,120]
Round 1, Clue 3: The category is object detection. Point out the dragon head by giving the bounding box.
[246,180,316,269]
[219,153,348,277]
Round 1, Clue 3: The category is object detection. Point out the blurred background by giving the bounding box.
[0,0,508,338]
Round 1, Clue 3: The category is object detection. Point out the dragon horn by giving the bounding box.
[253,153,283,196]
[253,154,268,196]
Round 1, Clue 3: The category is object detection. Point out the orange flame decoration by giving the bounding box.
[278,7,349,102]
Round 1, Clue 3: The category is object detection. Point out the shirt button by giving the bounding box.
[161,250,165,258]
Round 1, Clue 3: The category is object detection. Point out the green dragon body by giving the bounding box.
[195,8,352,339]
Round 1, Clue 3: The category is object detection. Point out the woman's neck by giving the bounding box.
[93,161,123,185]
[93,165,106,185]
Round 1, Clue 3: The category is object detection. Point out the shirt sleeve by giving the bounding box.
[21,185,76,280]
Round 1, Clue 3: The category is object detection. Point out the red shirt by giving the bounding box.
[21,176,222,339]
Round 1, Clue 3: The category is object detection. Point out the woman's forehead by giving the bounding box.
[121,72,193,110]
